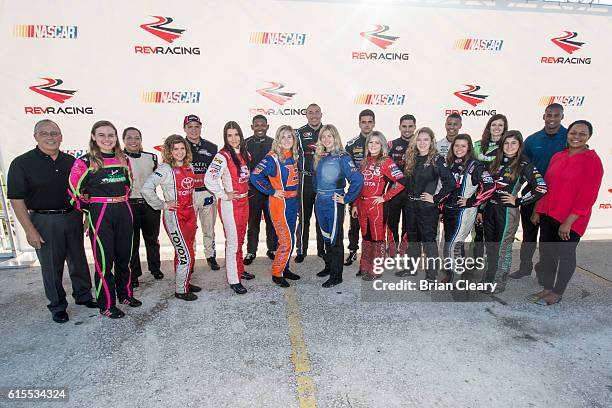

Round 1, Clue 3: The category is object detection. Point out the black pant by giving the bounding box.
[347,211,360,251]
[472,220,484,260]
[404,202,439,277]
[518,201,539,274]
[322,207,345,281]
[296,174,324,256]
[246,189,277,254]
[31,211,93,313]
[129,200,161,278]
[87,202,134,311]
[386,192,407,248]
[539,214,581,295]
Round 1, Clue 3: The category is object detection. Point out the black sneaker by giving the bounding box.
[76,299,97,308]
[52,311,69,323]
[241,271,256,280]
[119,297,142,308]
[362,274,381,281]
[316,269,330,277]
[284,270,301,280]
[266,250,276,260]
[294,254,305,263]
[207,257,220,271]
[509,269,531,280]
[243,253,256,265]
[230,283,247,294]
[100,306,125,319]
[272,276,290,287]
[344,251,357,266]
[322,278,342,288]
[188,284,202,293]
[152,271,164,280]
[175,292,198,301]
[356,270,364,277]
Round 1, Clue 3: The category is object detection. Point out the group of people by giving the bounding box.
[6,102,604,323]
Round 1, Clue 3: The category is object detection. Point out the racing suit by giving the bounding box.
[437,136,453,159]
[356,156,406,278]
[472,140,499,262]
[245,134,277,256]
[483,156,547,289]
[126,150,161,281]
[68,153,134,313]
[442,158,495,279]
[386,136,412,255]
[402,155,454,279]
[250,150,300,277]
[295,124,324,257]
[314,152,363,282]
[205,149,250,285]
[345,134,367,252]
[187,137,218,259]
[141,163,196,294]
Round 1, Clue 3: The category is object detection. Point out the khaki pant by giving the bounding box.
[193,190,217,258]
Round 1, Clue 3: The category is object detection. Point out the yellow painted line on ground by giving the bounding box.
[285,287,317,408]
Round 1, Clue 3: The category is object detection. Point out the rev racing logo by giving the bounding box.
[251,82,305,116]
[25,78,94,115]
[134,16,200,55]
[445,85,496,117]
[352,24,409,62]
[540,31,590,65]
[598,188,612,210]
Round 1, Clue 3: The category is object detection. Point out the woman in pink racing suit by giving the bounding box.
[141,135,199,301]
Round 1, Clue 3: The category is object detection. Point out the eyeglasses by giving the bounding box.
[37,131,61,137]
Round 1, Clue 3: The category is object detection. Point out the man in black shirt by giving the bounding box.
[386,114,416,256]
[344,109,375,266]
[184,114,220,271]
[7,119,96,323]
[244,115,277,265]
[294,103,324,263]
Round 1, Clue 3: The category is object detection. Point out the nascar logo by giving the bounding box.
[539,96,585,107]
[250,32,306,45]
[14,24,77,39]
[354,94,405,105]
[455,38,503,51]
[142,91,201,103]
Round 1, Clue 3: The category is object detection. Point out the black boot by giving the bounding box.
[272,276,290,287]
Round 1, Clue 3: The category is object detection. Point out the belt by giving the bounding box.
[31,208,74,214]
[129,198,147,204]
[283,190,298,198]
[195,187,208,192]
[301,170,314,176]
[406,194,422,201]
[89,196,128,203]
[233,192,248,199]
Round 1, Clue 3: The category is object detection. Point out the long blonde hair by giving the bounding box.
[89,120,126,171]
[314,124,345,169]
[404,127,438,177]
[272,125,299,163]
[360,131,389,171]
[162,135,193,167]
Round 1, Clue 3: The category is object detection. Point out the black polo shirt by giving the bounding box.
[7,147,76,210]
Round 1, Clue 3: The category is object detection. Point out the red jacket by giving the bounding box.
[536,149,603,236]
[358,156,405,201]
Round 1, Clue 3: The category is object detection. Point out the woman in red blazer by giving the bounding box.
[528,120,604,305]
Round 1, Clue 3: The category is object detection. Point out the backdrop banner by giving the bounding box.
[1,0,610,250]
